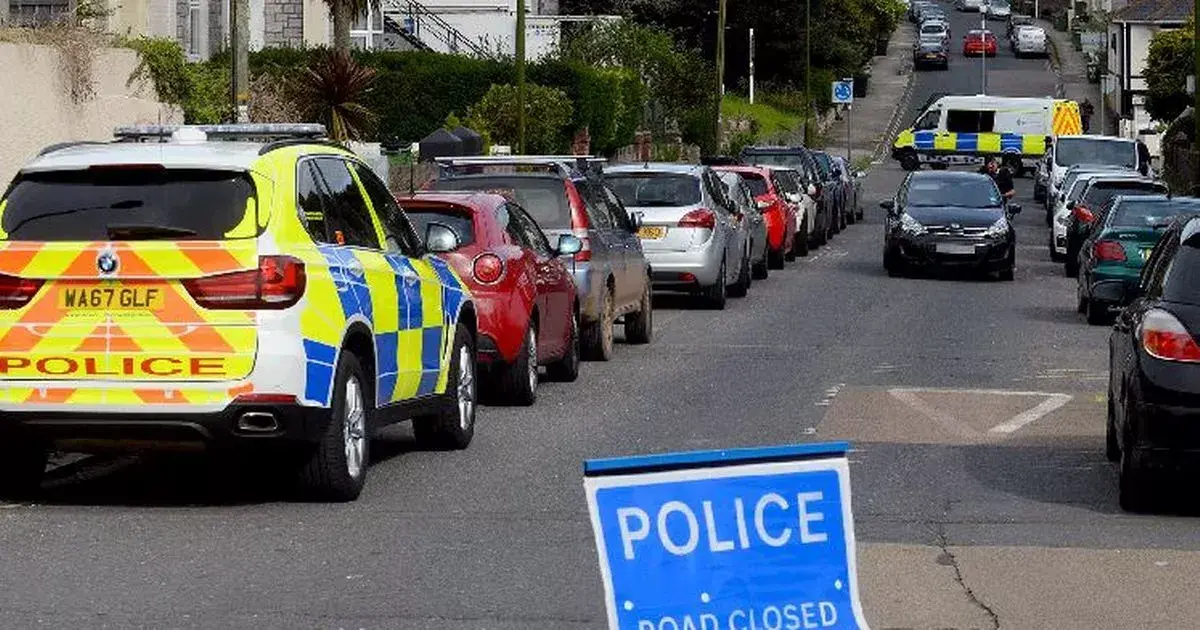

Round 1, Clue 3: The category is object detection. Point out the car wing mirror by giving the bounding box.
[807,184,818,196]
[628,211,644,231]
[1008,203,1022,214]
[424,223,459,253]
[556,234,583,256]
[1066,200,1076,210]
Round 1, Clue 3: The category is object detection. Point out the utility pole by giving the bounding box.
[516,0,527,154]
[715,0,727,152]
[980,6,987,95]
[231,0,249,123]
[805,0,812,146]
[749,28,756,105]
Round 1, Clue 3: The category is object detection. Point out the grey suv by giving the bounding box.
[430,157,652,361]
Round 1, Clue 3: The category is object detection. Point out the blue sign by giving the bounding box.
[832,81,854,105]
[584,443,867,630]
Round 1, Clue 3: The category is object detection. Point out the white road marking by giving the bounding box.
[988,393,1073,434]
[889,389,980,438]
[815,383,846,407]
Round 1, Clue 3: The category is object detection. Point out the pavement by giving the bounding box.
[822,24,916,166]
[1037,17,1113,134]
[0,2,1197,628]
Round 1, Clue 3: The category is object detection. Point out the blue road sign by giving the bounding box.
[584,442,868,630]
[832,81,854,105]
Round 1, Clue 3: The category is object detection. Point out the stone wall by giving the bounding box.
[0,42,181,182]
[265,0,304,47]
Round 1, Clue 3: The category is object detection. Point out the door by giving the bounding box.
[583,180,633,307]
[511,203,571,359]
[704,170,740,283]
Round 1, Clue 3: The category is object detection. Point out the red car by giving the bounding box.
[713,166,798,269]
[963,30,997,57]
[398,192,581,405]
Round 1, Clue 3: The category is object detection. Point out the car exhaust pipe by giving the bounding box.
[237,411,279,433]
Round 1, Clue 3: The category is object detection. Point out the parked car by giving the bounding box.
[399,192,582,404]
[1064,175,1169,277]
[1038,135,1150,211]
[831,156,864,223]
[1077,195,1200,325]
[920,20,951,47]
[605,164,751,309]
[765,166,816,256]
[809,150,846,235]
[910,0,933,22]
[1049,166,1136,261]
[913,39,950,71]
[737,145,831,248]
[717,170,771,281]
[1012,25,1048,57]
[882,171,1020,280]
[715,165,800,269]
[1006,14,1034,39]
[1108,213,1200,512]
[956,0,984,10]
[986,0,1011,20]
[429,157,652,361]
[963,30,998,57]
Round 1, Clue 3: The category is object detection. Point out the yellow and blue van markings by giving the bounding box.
[906,131,1044,155]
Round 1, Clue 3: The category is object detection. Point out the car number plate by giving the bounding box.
[638,226,667,240]
[936,243,977,255]
[57,285,166,311]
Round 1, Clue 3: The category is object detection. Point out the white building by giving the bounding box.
[1105,0,1191,130]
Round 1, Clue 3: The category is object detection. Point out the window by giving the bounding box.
[946,110,995,133]
[607,173,702,207]
[187,0,203,59]
[511,204,555,257]
[914,109,939,130]
[312,158,380,248]
[601,183,635,231]
[404,206,475,251]
[576,180,613,229]
[351,161,422,256]
[297,161,331,243]
[1142,232,1179,299]
[735,173,769,197]
[430,176,574,229]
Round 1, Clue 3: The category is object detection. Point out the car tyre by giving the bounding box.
[838,209,848,231]
[0,439,47,500]
[998,265,1015,281]
[546,309,581,382]
[582,288,615,361]
[884,248,904,278]
[767,247,786,269]
[728,251,751,298]
[899,151,920,172]
[702,258,728,310]
[792,230,810,257]
[498,322,538,406]
[1086,299,1112,326]
[624,280,653,344]
[412,323,477,450]
[298,352,370,502]
[752,253,770,279]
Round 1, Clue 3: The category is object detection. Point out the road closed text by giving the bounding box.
[638,601,839,630]
[0,355,228,378]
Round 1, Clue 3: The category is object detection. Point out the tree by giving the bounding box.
[1145,21,1194,124]
[294,50,378,142]
[323,0,377,53]
[467,83,574,153]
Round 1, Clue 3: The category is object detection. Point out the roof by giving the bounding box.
[397,191,507,211]
[1111,0,1192,23]
[19,142,270,173]
[910,170,992,181]
[711,165,775,176]
[604,163,704,175]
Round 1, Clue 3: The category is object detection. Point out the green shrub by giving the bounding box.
[184,62,231,124]
[467,83,574,153]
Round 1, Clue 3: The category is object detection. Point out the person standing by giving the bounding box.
[1080,99,1095,133]
[979,157,1015,201]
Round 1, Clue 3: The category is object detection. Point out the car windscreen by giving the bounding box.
[920,24,944,34]
[0,168,257,241]
[907,178,1002,207]
[428,176,571,229]
[918,42,945,52]
[1083,181,1167,209]
[733,172,770,197]
[606,173,701,208]
[740,152,806,169]
[1054,137,1137,168]
[401,206,476,249]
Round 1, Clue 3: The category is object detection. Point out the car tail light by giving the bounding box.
[472,253,505,284]
[1072,204,1095,223]
[571,228,592,262]
[184,255,306,310]
[1093,240,1126,262]
[1141,308,1200,363]
[0,274,44,310]
[678,208,716,229]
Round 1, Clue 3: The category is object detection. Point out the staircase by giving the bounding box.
[380,0,496,59]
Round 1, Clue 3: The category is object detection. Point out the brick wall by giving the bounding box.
[265,0,304,47]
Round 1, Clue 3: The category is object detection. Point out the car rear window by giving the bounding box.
[733,172,769,197]
[0,168,257,241]
[740,152,807,170]
[811,153,833,178]
[1164,242,1200,304]
[1083,181,1167,209]
[428,176,571,229]
[605,173,701,207]
[400,205,476,249]
[1112,201,1200,228]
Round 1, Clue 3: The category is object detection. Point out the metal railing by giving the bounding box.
[381,0,494,59]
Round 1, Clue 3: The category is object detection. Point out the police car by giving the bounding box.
[0,124,478,501]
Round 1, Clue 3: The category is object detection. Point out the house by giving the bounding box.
[1106,0,1191,130]
[360,0,565,59]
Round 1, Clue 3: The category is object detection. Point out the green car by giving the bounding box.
[1076,195,1200,325]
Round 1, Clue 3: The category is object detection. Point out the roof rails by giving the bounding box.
[434,155,605,180]
[113,123,329,143]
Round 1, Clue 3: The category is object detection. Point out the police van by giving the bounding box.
[892,94,1082,174]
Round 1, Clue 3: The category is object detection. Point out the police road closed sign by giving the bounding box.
[584,443,867,630]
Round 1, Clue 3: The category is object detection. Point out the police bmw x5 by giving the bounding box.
[0,124,478,501]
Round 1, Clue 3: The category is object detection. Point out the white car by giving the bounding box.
[1012,25,1047,57]
[919,20,951,46]
[957,0,984,10]
[1049,168,1136,260]
[1040,136,1148,216]
[986,0,1012,20]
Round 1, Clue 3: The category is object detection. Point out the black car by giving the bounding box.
[738,146,835,244]
[1108,214,1200,512]
[881,171,1020,279]
[1064,176,1168,277]
[809,150,845,236]
[913,41,949,70]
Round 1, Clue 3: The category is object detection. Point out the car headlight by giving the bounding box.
[1055,212,1070,226]
[900,213,926,235]
[983,217,1009,237]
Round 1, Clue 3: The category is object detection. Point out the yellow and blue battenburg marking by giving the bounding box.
[902,131,1047,156]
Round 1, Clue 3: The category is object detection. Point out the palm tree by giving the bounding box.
[323,0,380,53]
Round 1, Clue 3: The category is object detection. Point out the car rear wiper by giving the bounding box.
[105,224,198,240]
[5,199,144,235]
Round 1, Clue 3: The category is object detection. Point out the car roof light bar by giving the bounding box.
[113,124,329,143]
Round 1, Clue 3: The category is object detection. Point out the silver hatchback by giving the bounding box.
[605,164,750,309]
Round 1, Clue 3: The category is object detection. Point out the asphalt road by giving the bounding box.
[3,5,1198,629]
